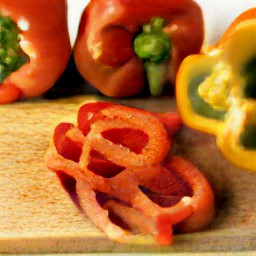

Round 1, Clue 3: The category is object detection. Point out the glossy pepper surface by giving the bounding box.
[0,0,71,104]
[45,101,214,245]
[176,8,256,172]
[73,0,204,97]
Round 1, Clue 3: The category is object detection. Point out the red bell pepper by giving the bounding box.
[0,0,71,104]
[73,0,204,97]
[45,102,214,245]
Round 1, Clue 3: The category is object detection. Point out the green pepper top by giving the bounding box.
[133,17,171,96]
[0,15,28,83]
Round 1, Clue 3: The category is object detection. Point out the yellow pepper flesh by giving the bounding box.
[176,8,256,172]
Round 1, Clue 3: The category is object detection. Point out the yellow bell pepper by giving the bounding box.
[176,8,256,172]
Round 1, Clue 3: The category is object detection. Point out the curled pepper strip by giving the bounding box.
[176,8,256,171]
[0,0,71,104]
[45,102,214,245]
[80,105,171,169]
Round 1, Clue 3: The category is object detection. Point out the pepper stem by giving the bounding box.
[133,17,171,96]
[0,15,29,83]
[145,60,169,96]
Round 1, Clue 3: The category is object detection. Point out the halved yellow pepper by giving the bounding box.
[176,8,256,172]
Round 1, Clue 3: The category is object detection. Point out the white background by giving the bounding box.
[67,0,255,46]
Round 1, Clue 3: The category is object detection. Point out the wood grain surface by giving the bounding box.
[0,95,256,254]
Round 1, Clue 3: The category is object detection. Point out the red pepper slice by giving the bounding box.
[79,104,170,169]
[155,112,183,137]
[55,102,181,178]
[73,0,204,97]
[162,156,215,233]
[53,123,83,163]
[77,101,115,135]
[45,102,214,245]
[77,101,182,137]
[88,150,125,178]
[0,0,71,104]
[50,156,213,245]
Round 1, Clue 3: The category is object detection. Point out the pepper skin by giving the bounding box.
[45,101,214,245]
[176,8,256,172]
[73,0,204,97]
[0,0,71,104]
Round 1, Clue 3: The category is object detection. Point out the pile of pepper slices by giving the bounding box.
[45,102,215,245]
[1,0,256,245]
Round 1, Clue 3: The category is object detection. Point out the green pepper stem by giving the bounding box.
[144,60,169,96]
[133,17,171,96]
[0,15,28,83]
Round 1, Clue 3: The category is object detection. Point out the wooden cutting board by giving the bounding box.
[0,95,256,254]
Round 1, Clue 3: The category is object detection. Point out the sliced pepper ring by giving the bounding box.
[79,105,170,169]
[75,179,157,245]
